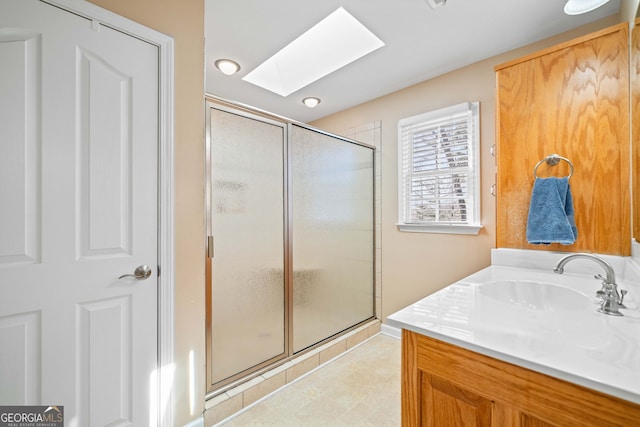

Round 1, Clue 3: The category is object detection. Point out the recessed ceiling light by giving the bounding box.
[242,7,385,97]
[564,0,610,15]
[215,59,241,75]
[302,97,321,108]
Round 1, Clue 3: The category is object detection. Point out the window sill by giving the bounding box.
[397,223,483,235]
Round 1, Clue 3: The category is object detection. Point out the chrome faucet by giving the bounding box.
[553,253,627,316]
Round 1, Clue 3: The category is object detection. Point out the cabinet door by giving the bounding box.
[423,374,492,426]
[520,414,557,427]
[495,24,629,255]
[402,330,640,427]
[419,374,562,427]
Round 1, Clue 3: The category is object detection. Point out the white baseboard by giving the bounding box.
[381,323,401,339]
[183,416,204,427]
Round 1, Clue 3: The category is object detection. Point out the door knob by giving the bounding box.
[118,265,152,280]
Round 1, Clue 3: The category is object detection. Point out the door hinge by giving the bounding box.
[207,236,214,258]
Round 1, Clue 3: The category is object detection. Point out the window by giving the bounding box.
[397,102,482,234]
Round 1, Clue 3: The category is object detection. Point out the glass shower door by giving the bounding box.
[207,105,287,387]
[290,124,375,353]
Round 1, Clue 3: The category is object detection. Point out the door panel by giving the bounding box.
[0,28,40,266]
[77,296,133,426]
[78,47,135,258]
[0,312,40,405]
[425,374,492,426]
[290,125,374,352]
[208,106,287,386]
[0,1,159,425]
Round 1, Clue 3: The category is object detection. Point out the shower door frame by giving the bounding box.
[287,122,377,354]
[205,101,291,392]
[205,97,376,396]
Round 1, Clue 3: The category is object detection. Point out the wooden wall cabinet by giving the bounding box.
[402,330,640,426]
[632,19,640,243]
[495,24,630,256]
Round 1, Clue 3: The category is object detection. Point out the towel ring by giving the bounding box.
[533,154,574,180]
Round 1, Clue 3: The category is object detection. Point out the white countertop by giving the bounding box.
[387,248,640,405]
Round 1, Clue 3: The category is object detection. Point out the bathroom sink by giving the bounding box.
[477,280,592,311]
[388,260,640,406]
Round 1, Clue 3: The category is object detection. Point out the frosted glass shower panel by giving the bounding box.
[209,108,286,385]
[291,125,375,352]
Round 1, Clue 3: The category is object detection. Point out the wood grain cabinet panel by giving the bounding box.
[495,24,630,255]
[424,374,492,426]
[401,330,640,427]
[632,19,640,243]
[520,414,556,427]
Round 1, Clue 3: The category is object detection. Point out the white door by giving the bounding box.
[0,1,159,426]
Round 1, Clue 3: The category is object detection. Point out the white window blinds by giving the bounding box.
[397,102,482,234]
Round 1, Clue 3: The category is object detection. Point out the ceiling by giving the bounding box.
[205,0,621,123]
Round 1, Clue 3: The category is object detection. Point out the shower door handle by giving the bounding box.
[118,265,152,280]
[207,236,214,258]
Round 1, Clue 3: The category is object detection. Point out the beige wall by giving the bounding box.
[87,0,205,426]
[311,16,620,321]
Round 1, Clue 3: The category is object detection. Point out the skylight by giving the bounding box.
[242,7,385,97]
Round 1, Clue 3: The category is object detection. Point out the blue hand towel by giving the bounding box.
[526,177,577,245]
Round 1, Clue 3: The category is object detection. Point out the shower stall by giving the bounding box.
[205,100,375,392]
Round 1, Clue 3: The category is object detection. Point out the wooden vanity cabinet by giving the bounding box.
[401,330,640,426]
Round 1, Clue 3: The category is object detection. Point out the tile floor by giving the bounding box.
[215,333,401,426]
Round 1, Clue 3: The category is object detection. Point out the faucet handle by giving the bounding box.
[594,274,607,296]
[619,289,628,308]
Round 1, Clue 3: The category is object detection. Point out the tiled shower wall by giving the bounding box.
[340,121,382,319]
